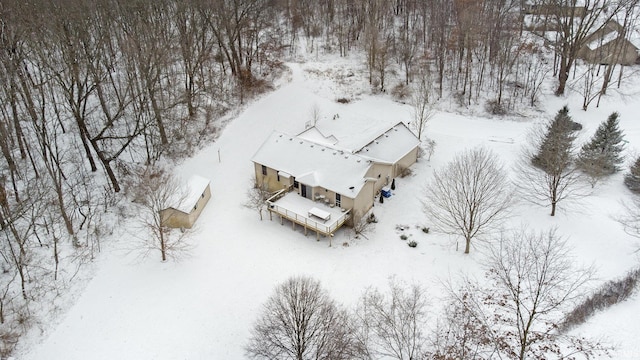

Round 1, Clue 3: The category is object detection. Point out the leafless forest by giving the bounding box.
[0,0,638,356]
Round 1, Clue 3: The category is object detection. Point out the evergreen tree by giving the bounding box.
[577,112,625,180]
[532,106,576,173]
[527,106,582,216]
[624,156,640,193]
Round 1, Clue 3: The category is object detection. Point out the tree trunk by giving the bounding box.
[160,228,167,261]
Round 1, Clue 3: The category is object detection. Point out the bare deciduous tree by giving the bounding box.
[352,211,376,240]
[532,0,634,95]
[424,147,513,254]
[411,71,435,141]
[429,282,497,360]
[244,176,271,221]
[309,103,321,127]
[245,276,357,360]
[617,198,640,251]
[354,278,429,360]
[133,168,191,261]
[441,227,605,360]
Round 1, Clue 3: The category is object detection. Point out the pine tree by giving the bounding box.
[577,112,625,180]
[532,106,576,173]
[527,106,581,216]
[624,156,640,193]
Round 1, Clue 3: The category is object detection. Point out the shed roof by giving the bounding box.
[175,175,210,213]
[251,132,371,196]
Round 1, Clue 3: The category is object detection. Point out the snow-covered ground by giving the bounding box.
[19,56,640,359]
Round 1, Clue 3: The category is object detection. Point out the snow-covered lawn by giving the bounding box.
[20,59,640,359]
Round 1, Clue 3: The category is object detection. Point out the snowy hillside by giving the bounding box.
[18,55,640,359]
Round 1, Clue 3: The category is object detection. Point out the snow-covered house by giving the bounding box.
[160,175,211,229]
[579,20,639,66]
[251,122,419,238]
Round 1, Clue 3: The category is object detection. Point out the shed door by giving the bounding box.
[301,184,308,199]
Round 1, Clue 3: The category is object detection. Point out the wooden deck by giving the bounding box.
[267,191,351,240]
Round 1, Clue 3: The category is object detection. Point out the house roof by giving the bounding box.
[587,30,619,50]
[354,122,420,164]
[175,175,210,213]
[251,132,371,197]
[297,114,405,153]
[298,121,419,164]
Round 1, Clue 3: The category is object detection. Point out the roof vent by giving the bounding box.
[349,186,355,190]
[321,148,325,151]
[310,145,314,147]
[279,134,283,137]
[385,134,389,137]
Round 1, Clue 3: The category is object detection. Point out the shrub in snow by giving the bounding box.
[366,213,377,223]
[400,234,408,240]
[399,167,412,178]
[391,83,411,101]
[559,267,640,333]
[485,99,507,115]
[407,241,417,248]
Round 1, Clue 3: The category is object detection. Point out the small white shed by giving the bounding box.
[160,175,211,229]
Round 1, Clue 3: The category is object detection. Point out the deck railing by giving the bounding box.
[266,185,292,203]
[267,203,351,235]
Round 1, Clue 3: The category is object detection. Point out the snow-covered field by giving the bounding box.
[19,55,640,359]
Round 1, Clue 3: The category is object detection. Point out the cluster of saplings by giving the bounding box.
[245,228,606,360]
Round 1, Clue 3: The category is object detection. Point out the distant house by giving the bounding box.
[579,20,639,66]
[160,175,211,229]
[251,121,419,239]
[522,4,589,17]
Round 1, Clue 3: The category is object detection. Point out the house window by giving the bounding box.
[261,165,267,176]
[335,193,341,207]
[294,179,299,189]
[201,192,205,198]
[277,173,280,182]
[194,204,197,211]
